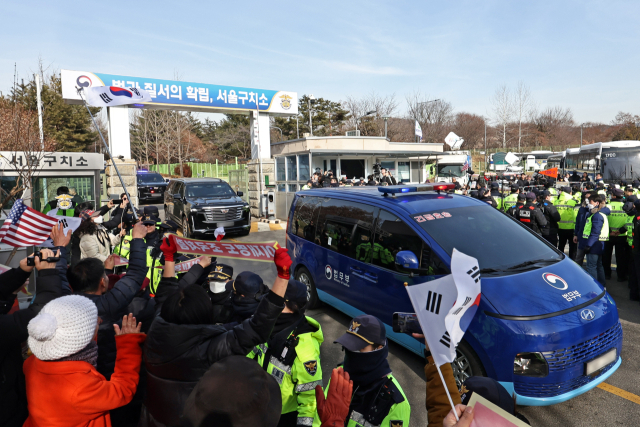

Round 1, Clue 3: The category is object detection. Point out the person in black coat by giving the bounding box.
[0,232,68,427]
[62,221,150,379]
[202,263,234,324]
[516,192,547,234]
[479,188,497,208]
[538,190,561,246]
[140,239,293,427]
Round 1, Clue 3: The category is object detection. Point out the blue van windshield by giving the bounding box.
[413,205,562,272]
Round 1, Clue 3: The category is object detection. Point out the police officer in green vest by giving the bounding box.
[621,200,638,299]
[632,180,640,197]
[502,185,519,213]
[544,181,558,203]
[356,237,372,262]
[627,199,640,300]
[42,186,77,217]
[489,182,503,210]
[554,186,578,259]
[603,188,629,281]
[145,218,180,295]
[319,315,410,427]
[249,280,323,427]
[578,194,610,284]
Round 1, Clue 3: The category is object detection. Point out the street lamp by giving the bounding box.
[580,122,588,147]
[356,110,377,134]
[270,126,283,141]
[382,116,390,139]
[308,94,316,136]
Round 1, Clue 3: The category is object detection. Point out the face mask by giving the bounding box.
[587,203,596,210]
[209,280,227,294]
[92,216,104,224]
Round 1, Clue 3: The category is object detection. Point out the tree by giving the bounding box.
[513,82,535,151]
[203,115,252,160]
[451,113,486,149]
[342,92,397,137]
[6,72,100,152]
[490,84,514,149]
[533,106,576,147]
[406,92,453,144]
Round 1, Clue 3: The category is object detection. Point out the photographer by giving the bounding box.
[1,239,66,427]
[380,168,397,186]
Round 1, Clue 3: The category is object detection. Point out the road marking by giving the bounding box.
[269,223,284,231]
[598,383,640,405]
[250,222,259,233]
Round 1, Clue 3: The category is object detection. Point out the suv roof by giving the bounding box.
[299,187,486,216]
[170,178,227,184]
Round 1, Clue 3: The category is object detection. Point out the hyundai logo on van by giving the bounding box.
[581,309,595,321]
[542,273,568,290]
[325,265,332,280]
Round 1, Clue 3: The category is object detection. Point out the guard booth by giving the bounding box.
[0,152,104,268]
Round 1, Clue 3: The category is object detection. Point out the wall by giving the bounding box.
[247,158,275,217]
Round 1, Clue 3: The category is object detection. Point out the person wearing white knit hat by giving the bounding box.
[23,297,146,427]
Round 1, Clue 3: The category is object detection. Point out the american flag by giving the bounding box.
[0,199,58,247]
[462,159,470,172]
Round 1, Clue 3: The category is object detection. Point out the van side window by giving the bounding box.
[290,196,322,242]
[373,209,450,275]
[316,199,377,259]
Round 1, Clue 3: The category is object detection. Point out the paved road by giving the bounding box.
[149,203,640,426]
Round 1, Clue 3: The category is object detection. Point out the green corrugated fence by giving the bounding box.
[149,161,246,181]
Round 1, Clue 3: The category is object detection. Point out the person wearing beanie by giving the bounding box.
[320,315,410,427]
[248,280,324,427]
[0,240,68,427]
[227,270,271,324]
[139,239,293,427]
[23,296,146,427]
[515,192,547,234]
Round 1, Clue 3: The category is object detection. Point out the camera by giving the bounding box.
[372,163,383,181]
[26,251,61,266]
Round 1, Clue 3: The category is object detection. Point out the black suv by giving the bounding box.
[137,171,168,203]
[164,178,250,238]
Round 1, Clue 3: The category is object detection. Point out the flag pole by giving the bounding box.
[76,88,138,222]
[435,363,459,421]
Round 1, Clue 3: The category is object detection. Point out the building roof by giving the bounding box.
[270,136,444,157]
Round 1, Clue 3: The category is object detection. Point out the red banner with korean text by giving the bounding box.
[154,256,207,272]
[169,234,279,263]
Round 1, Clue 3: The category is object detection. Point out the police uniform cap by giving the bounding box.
[623,201,635,213]
[490,182,499,189]
[143,206,160,218]
[460,376,515,416]
[621,180,628,187]
[562,186,571,193]
[510,185,519,191]
[634,180,640,188]
[526,192,536,200]
[142,215,160,226]
[612,188,624,197]
[160,219,180,232]
[335,314,386,351]
[226,271,265,296]
[284,279,308,307]
[541,190,551,198]
[628,195,638,203]
[517,193,526,200]
[208,263,233,282]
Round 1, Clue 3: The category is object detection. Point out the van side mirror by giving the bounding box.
[395,250,419,269]
[237,191,243,197]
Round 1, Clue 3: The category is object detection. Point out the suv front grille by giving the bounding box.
[203,206,243,221]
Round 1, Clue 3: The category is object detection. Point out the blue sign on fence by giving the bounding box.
[61,70,298,116]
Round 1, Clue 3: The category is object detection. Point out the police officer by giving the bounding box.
[490,182,503,210]
[515,192,547,234]
[249,280,323,427]
[538,191,560,245]
[628,200,640,301]
[603,188,629,281]
[203,263,234,324]
[228,271,271,323]
[42,186,77,217]
[502,185,519,213]
[324,315,410,427]
[145,219,179,295]
[508,193,526,217]
[544,181,558,202]
[554,186,578,259]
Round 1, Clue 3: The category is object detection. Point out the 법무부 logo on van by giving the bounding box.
[325,265,332,280]
[542,273,568,290]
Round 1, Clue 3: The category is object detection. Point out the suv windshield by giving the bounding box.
[437,164,464,177]
[137,173,165,184]
[413,205,562,273]
[186,183,236,198]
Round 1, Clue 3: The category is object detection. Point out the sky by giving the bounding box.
[1,0,639,124]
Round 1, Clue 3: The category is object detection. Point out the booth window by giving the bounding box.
[298,155,310,181]
[276,157,286,181]
[32,176,95,212]
[397,162,411,183]
[286,156,297,181]
[0,177,23,209]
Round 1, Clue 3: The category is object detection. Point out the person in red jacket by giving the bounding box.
[23,294,146,427]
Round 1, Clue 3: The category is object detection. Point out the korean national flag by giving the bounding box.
[84,86,152,107]
[405,249,481,367]
[40,214,82,248]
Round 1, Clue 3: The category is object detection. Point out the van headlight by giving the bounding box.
[514,352,548,377]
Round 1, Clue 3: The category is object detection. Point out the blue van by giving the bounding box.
[287,183,622,406]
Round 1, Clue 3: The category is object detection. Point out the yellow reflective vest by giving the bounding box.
[249,317,324,427]
[553,192,577,230]
[607,200,627,232]
[583,212,610,242]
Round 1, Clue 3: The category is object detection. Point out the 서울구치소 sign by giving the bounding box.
[60,69,298,116]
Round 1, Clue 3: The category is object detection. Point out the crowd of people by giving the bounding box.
[301,168,398,189]
[462,171,640,296]
[0,190,533,427]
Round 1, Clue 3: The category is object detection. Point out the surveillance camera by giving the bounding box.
[309,94,315,100]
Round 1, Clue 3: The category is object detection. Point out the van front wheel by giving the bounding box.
[296,266,320,309]
[451,340,486,388]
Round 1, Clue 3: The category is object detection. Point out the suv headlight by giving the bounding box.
[514,352,548,377]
